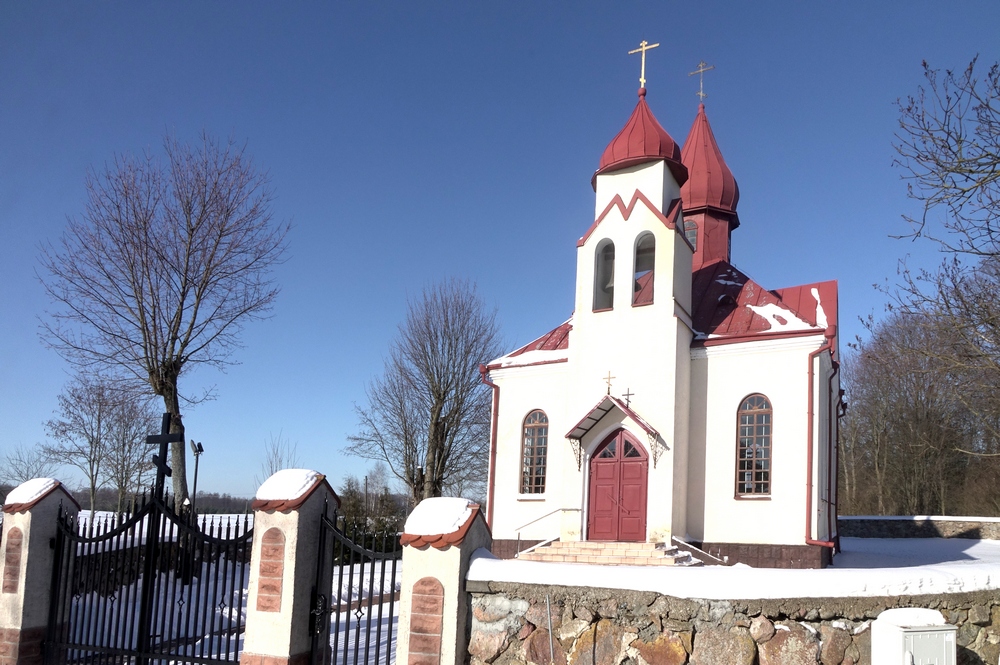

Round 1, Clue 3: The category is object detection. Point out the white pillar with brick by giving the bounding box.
[0,479,79,665]
[241,469,340,665]
[396,498,492,665]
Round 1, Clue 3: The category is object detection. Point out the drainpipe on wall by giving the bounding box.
[834,388,847,553]
[826,359,840,550]
[479,364,500,528]
[805,327,836,550]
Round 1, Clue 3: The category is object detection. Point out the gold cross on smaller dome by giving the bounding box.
[628,40,660,89]
[603,371,616,395]
[689,60,715,101]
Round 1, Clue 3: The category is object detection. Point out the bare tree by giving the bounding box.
[346,279,503,503]
[890,58,1000,450]
[0,443,59,487]
[254,431,300,488]
[104,388,159,513]
[44,375,116,516]
[39,133,288,503]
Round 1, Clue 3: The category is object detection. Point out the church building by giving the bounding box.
[480,63,843,569]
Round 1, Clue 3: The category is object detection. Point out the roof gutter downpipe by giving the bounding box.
[806,327,836,550]
[480,364,500,528]
[827,358,841,550]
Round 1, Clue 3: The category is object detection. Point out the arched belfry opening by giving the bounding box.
[633,233,655,306]
[593,240,615,311]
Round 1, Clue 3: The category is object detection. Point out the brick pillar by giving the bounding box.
[396,498,492,665]
[0,479,79,665]
[240,471,339,665]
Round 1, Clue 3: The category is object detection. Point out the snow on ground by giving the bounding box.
[329,601,398,665]
[467,538,1000,599]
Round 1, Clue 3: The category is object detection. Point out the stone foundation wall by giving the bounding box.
[839,517,1000,540]
[466,581,1000,664]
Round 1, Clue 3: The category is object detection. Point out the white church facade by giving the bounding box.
[480,85,843,568]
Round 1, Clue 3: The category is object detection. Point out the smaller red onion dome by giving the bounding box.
[680,103,740,215]
[594,88,688,188]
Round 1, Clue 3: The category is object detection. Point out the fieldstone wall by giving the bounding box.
[838,517,1000,540]
[466,581,1000,664]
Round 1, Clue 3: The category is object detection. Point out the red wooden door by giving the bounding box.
[587,430,648,541]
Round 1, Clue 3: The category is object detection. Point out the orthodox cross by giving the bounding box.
[689,60,715,101]
[603,371,616,395]
[628,40,660,88]
[622,388,635,407]
[146,413,182,500]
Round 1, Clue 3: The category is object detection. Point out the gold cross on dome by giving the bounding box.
[603,371,616,395]
[628,40,660,88]
[689,60,715,101]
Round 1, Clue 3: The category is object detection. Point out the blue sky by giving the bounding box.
[2,2,998,498]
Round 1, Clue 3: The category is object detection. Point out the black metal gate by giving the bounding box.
[309,501,401,665]
[44,414,253,665]
[45,495,253,665]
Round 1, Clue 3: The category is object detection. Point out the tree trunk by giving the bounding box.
[161,382,190,505]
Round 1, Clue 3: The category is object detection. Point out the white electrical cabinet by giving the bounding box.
[871,608,957,665]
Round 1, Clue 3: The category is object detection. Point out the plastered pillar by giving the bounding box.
[0,479,78,665]
[396,499,492,665]
[241,471,339,665]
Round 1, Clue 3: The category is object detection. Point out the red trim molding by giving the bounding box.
[577,192,682,248]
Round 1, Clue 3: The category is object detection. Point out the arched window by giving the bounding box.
[736,394,772,496]
[593,241,615,311]
[633,233,655,306]
[520,410,548,494]
[683,218,698,250]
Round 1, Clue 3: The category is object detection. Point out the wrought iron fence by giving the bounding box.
[45,494,253,665]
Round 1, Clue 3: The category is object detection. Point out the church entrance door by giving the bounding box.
[587,429,648,541]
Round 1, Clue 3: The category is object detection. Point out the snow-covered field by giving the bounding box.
[468,537,1000,599]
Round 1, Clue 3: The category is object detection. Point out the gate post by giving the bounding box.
[0,479,79,665]
[396,498,492,665]
[241,470,339,665]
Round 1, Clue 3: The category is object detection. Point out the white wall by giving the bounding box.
[687,334,831,545]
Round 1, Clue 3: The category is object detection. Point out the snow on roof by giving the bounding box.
[404,497,475,537]
[2,478,76,513]
[467,538,1000,600]
[490,319,571,368]
[5,478,59,505]
[255,469,323,501]
[691,260,836,345]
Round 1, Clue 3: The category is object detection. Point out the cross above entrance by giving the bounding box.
[628,40,660,89]
[603,371,616,395]
[689,60,715,101]
[622,388,634,407]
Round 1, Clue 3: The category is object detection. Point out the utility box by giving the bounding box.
[871,608,956,665]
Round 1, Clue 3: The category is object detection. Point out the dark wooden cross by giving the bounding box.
[622,388,635,407]
[146,413,183,500]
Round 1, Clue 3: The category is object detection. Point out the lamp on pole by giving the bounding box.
[189,440,204,513]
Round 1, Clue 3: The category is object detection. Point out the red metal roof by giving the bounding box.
[691,260,836,342]
[680,103,740,218]
[594,88,688,188]
[507,320,571,357]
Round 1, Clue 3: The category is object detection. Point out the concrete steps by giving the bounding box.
[518,540,702,566]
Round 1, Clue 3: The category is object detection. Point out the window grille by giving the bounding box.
[736,394,772,495]
[521,410,548,493]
